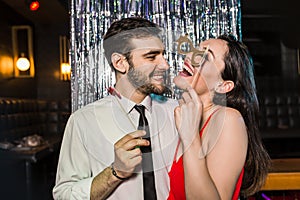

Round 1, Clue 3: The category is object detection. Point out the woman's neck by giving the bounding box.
[196,91,221,130]
[203,103,219,117]
[200,93,217,114]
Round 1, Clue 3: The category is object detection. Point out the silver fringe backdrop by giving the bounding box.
[70,0,241,112]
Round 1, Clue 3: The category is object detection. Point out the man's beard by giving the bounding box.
[127,63,166,95]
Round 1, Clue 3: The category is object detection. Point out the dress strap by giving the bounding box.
[173,107,221,162]
[200,108,220,137]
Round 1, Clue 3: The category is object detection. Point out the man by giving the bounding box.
[53,17,178,199]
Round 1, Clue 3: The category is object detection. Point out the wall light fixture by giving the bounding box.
[59,35,71,81]
[12,25,35,78]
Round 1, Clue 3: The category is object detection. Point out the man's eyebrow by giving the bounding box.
[142,50,163,57]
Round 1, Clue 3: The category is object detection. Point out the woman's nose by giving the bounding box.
[184,52,193,64]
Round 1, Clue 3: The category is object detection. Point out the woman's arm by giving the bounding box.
[175,88,248,199]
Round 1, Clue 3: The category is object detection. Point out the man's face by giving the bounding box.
[126,37,170,95]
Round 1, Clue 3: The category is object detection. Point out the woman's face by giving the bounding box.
[173,38,228,95]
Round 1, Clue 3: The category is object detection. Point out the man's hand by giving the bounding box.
[90,130,149,199]
[113,130,150,179]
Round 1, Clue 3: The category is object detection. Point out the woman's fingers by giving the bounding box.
[175,87,203,147]
[174,106,182,130]
[181,90,192,103]
[187,87,199,103]
[178,98,184,106]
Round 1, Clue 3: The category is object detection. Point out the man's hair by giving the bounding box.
[103,17,161,69]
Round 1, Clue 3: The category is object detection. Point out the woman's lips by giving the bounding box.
[178,60,194,77]
[178,71,190,77]
[183,60,194,76]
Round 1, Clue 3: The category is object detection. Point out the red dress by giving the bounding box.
[168,110,244,200]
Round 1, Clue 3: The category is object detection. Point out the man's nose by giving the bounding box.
[157,55,170,70]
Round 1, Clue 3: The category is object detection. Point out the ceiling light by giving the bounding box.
[29,1,40,11]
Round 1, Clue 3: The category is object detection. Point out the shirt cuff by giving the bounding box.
[70,177,93,200]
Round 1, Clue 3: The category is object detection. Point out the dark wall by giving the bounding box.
[0,1,70,100]
[241,0,300,92]
[34,20,71,100]
[0,1,37,98]
[241,0,300,48]
[0,0,299,100]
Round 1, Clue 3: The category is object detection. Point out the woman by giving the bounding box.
[168,34,270,199]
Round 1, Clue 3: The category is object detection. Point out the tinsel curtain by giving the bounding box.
[70,0,241,112]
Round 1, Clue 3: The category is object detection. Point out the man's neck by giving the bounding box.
[115,82,146,104]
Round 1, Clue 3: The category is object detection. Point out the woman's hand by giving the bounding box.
[174,87,203,147]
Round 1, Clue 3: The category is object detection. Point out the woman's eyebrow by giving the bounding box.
[207,48,215,59]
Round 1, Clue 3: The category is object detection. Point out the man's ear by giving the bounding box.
[215,80,234,93]
[111,53,127,74]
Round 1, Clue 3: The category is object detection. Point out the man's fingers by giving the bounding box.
[122,137,150,151]
[113,132,149,175]
[115,130,146,148]
[115,154,143,173]
[129,156,143,167]
[130,130,146,138]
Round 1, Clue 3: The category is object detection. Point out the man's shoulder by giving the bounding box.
[72,96,114,116]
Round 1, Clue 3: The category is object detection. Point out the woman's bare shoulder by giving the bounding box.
[211,106,247,138]
[213,106,243,122]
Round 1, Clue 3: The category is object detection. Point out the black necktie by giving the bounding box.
[134,105,157,200]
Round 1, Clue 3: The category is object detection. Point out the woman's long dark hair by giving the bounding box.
[214,34,271,197]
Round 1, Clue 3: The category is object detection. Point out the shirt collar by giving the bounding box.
[138,95,152,113]
[111,89,152,114]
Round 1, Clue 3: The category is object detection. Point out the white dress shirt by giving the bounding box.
[53,94,178,200]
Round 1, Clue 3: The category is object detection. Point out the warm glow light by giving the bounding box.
[16,57,30,71]
[0,55,14,77]
[12,26,35,77]
[60,35,71,81]
[61,62,71,81]
[30,1,40,11]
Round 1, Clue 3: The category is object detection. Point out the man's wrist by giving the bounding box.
[111,163,128,181]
